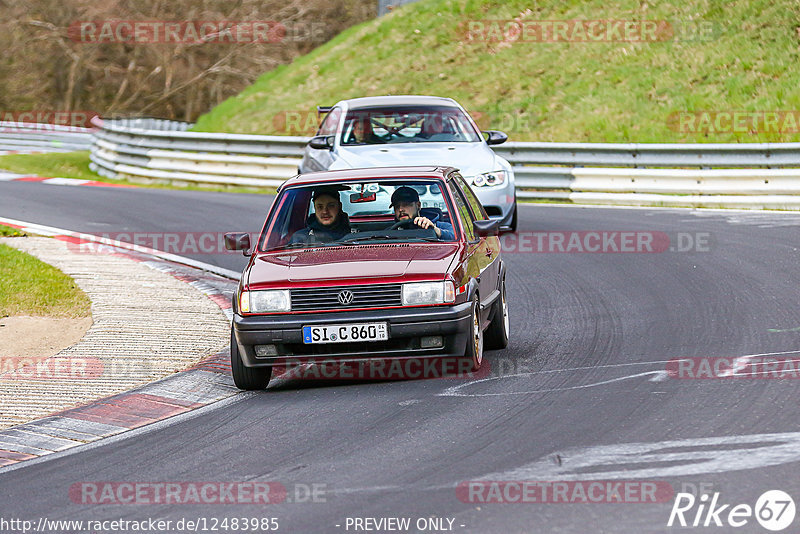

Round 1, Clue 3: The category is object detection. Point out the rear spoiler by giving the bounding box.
[316,106,333,116]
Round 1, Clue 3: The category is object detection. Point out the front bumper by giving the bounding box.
[233,302,473,367]
[473,180,516,225]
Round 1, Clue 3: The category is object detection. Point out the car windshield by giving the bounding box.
[260,179,458,251]
[339,105,482,145]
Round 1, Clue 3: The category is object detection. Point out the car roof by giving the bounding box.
[284,166,458,187]
[337,95,460,110]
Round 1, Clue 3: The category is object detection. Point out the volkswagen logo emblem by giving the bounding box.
[337,290,354,305]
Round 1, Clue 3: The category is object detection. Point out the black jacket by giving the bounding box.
[289,213,352,244]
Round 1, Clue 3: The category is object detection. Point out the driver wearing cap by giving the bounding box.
[390,186,455,240]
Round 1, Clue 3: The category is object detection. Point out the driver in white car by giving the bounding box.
[347,118,383,145]
[390,186,455,240]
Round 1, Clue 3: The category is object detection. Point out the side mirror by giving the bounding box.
[224,232,252,256]
[308,135,334,150]
[473,219,500,237]
[483,130,508,146]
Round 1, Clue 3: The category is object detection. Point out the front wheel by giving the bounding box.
[230,326,273,390]
[485,278,509,350]
[462,297,484,371]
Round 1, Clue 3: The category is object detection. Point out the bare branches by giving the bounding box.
[0,0,374,120]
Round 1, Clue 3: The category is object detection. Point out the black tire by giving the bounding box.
[230,327,272,390]
[509,204,518,232]
[485,278,509,350]
[462,296,484,371]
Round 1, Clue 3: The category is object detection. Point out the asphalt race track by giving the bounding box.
[2,180,800,533]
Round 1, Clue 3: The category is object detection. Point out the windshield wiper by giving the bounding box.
[405,236,441,242]
[271,235,441,249]
[339,234,396,243]
[337,235,442,245]
[268,241,338,251]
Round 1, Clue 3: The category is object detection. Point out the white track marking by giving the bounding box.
[438,359,682,398]
[493,359,684,375]
[477,431,800,481]
[0,216,240,280]
[442,349,800,396]
[439,370,668,397]
[41,177,91,186]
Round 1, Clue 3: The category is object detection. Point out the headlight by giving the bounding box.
[402,281,456,306]
[469,170,508,187]
[239,290,291,313]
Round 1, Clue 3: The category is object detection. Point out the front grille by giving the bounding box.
[291,284,402,311]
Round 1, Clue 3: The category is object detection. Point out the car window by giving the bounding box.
[339,182,449,217]
[316,107,341,136]
[261,179,457,251]
[259,188,312,250]
[456,176,489,221]
[448,182,476,242]
[339,105,482,145]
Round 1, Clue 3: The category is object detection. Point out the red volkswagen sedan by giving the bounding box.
[225,166,509,390]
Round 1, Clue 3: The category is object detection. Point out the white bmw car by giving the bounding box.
[298,95,517,231]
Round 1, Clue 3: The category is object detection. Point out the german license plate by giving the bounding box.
[302,322,388,344]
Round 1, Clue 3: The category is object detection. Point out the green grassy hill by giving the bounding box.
[193,0,800,143]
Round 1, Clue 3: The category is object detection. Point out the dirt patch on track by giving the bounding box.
[0,315,92,362]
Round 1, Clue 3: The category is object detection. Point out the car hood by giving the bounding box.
[247,243,459,288]
[331,143,503,177]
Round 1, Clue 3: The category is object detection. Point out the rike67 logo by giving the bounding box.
[668,490,795,531]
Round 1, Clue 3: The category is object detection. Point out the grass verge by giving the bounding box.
[0,224,25,237]
[193,0,800,144]
[0,231,91,318]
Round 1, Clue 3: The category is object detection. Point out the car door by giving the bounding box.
[301,106,341,172]
[448,180,492,325]
[454,175,500,323]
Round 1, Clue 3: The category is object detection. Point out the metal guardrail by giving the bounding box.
[493,142,800,168]
[88,117,800,208]
[0,121,93,153]
[89,117,305,187]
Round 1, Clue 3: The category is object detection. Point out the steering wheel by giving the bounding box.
[388,219,416,231]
